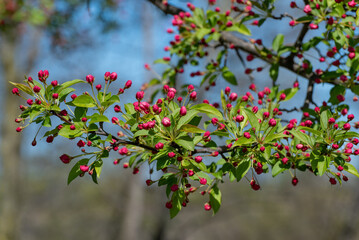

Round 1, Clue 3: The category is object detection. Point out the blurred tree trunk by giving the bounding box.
[0,35,23,240]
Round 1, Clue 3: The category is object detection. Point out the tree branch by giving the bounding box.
[146,0,183,15]
[146,0,343,86]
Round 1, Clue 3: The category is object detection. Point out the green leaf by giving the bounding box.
[350,84,359,96]
[243,108,259,131]
[72,94,96,108]
[60,79,86,89]
[289,129,311,146]
[175,136,195,151]
[50,105,61,112]
[269,63,279,82]
[222,71,237,85]
[101,94,120,107]
[233,137,255,147]
[177,110,199,129]
[297,126,322,136]
[329,85,346,105]
[58,125,82,138]
[153,58,170,65]
[9,82,34,96]
[94,159,103,178]
[133,129,149,138]
[302,37,323,51]
[226,23,251,36]
[42,116,51,127]
[317,156,327,176]
[235,160,251,181]
[67,158,90,185]
[272,34,284,52]
[264,133,284,143]
[277,87,298,102]
[195,28,211,40]
[89,113,110,124]
[344,163,359,178]
[237,23,251,36]
[191,103,223,121]
[29,106,44,122]
[320,110,330,130]
[180,124,205,134]
[272,161,285,177]
[335,132,359,141]
[58,87,75,102]
[170,190,185,219]
[209,184,222,214]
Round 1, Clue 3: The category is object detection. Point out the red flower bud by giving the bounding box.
[86,75,94,84]
[162,117,171,127]
[80,165,89,172]
[136,91,144,101]
[59,154,72,164]
[180,106,187,116]
[195,156,202,163]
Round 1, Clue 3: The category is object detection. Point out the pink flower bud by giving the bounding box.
[244,132,251,139]
[279,93,286,101]
[86,75,94,84]
[125,80,132,89]
[80,165,89,172]
[12,88,20,95]
[211,118,218,125]
[282,157,289,164]
[162,117,171,127]
[110,72,117,81]
[187,84,194,92]
[199,178,207,185]
[33,86,41,93]
[59,154,71,164]
[225,87,231,95]
[155,142,164,150]
[195,156,202,163]
[269,118,277,127]
[229,92,238,101]
[96,84,102,91]
[119,147,128,155]
[180,106,187,116]
[343,123,351,130]
[136,91,144,101]
[51,80,58,87]
[190,91,197,100]
[303,4,312,13]
[52,93,58,99]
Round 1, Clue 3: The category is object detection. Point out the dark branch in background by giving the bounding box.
[279,107,301,113]
[294,23,310,49]
[50,111,73,125]
[147,0,183,15]
[301,79,316,111]
[269,13,295,20]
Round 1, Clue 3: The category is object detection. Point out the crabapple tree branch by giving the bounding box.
[10,0,359,219]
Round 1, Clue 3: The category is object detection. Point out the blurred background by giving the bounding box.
[1,0,359,239]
